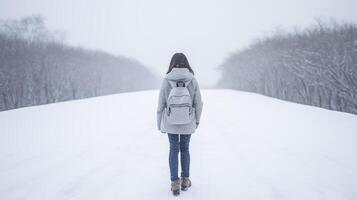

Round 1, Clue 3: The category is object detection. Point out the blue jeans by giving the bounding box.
[168,133,191,181]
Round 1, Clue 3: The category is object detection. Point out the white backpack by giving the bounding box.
[166,79,194,124]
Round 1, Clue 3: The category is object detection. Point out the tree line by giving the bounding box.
[0,16,159,111]
[219,20,357,114]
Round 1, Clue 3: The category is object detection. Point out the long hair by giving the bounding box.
[167,53,194,74]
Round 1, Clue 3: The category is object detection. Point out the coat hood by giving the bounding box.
[165,68,194,81]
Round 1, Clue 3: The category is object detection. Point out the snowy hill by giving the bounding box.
[0,90,356,200]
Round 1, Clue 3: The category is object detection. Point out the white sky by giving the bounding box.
[1,0,357,87]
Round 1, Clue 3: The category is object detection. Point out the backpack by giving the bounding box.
[166,79,194,125]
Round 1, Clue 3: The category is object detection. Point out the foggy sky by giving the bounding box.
[1,0,357,87]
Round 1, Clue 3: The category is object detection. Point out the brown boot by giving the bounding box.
[171,179,181,196]
[180,176,191,191]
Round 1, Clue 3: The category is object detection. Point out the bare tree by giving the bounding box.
[219,20,357,114]
[0,16,159,112]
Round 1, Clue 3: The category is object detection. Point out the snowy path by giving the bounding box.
[0,90,356,200]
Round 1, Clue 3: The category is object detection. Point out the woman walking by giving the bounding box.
[157,53,203,196]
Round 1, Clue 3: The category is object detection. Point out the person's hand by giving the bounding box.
[159,128,165,134]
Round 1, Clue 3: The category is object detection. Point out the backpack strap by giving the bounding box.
[167,79,192,88]
[184,79,192,87]
[167,80,176,88]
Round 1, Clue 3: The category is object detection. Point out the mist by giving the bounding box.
[1,0,357,87]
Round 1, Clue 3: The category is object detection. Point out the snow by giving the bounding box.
[0,89,356,200]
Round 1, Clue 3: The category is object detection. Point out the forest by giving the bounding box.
[219,21,357,114]
[0,16,159,111]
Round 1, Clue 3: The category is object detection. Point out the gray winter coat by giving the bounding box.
[157,68,203,134]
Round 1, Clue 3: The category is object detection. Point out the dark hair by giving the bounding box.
[167,53,194,74]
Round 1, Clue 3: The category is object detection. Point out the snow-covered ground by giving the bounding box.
[0,90,356,200]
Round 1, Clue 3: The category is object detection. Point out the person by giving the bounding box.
[157,52,203,196]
